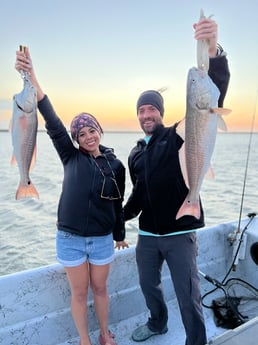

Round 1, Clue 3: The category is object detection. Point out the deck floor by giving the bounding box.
[57,298,225,345]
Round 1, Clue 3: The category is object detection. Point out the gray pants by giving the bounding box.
[136,232,207,345]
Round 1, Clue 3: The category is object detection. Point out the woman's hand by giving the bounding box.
[115,240,129,250]
[15,47,32,74]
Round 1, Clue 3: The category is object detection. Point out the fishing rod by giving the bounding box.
[206,89,258,281]
[200,89,258,309]
[234,91,258,222]
[229,89,258,273]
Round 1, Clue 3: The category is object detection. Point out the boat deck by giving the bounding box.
[57,298,223,344]
[57,297,258,345]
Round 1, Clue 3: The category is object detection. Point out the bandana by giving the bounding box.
[70,113,103,142]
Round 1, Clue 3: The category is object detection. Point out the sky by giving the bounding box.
[1,0,258,132]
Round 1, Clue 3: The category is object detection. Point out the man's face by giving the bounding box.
[137,104,163,135]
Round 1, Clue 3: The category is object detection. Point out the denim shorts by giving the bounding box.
[56,230,114,267]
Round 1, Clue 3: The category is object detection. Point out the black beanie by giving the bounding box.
[136,90,164,117]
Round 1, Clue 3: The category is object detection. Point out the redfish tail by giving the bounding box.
[16,183,39,200]
[176,198,201,220]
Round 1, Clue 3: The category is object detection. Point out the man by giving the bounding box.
[124,17,230,345]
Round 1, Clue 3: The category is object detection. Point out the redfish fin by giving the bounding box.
[212,107,232,116]
[176,117,186,140]
[11,154,17,166]
[178,143,189,187]
[211,107,231,131]
[16,183,39,200]
[205,165,215,179]
[176,199,201,220]
[217,115,228,131]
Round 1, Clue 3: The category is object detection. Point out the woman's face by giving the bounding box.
[78,126,101,157]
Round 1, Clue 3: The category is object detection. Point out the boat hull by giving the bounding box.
[1,217,258,345]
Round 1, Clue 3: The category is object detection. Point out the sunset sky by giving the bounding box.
[1,0,258,131]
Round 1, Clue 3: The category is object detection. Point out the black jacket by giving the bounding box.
[124,55,230,235]
[38,96,126,241]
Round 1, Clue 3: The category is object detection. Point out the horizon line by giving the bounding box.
[1,129,258,134]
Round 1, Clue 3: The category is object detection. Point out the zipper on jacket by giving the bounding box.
[143,143,159,234]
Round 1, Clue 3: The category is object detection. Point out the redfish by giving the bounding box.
[176,67,230,220]
[11,71,39,200]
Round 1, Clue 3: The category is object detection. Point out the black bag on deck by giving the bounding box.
[212,296,244,329]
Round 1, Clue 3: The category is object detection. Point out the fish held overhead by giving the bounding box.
[11,46,39,200]
[176,9,231,220]
[176,67,230,221]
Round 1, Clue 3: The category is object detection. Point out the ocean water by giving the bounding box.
[1,130,258,276]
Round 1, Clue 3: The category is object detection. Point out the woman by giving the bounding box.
[15,48,128,345]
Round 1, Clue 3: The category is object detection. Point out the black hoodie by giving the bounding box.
[38,96,126,241]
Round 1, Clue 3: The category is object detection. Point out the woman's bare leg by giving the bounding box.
[65,262,92,345]
[90,263,111,339]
